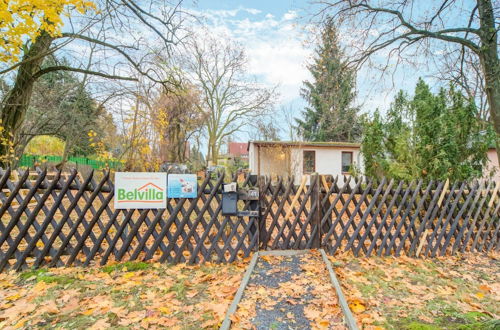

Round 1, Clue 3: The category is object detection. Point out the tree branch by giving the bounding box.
[32,66,138,81]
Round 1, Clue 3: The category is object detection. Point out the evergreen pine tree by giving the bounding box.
[296,17,360,142]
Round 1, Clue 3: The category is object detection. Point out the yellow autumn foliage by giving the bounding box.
[0,0,95,63]
[25,135,65,156]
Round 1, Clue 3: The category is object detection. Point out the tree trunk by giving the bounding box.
[478,0,500,164]
[211,142,218,165]
[11,134,32,169]
[207,134,216,166]
[56,139,72,171]
[0,32,54,167]
[125,97,140,170]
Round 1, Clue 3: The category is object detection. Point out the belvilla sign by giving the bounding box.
[114,172,167,209]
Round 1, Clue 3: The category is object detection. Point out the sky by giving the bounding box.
[187,1,313,109]
[183,0,443,141]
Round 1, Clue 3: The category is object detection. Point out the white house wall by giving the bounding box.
[248,143,256,173]
[291,147,363,184]
[485,149,500,182]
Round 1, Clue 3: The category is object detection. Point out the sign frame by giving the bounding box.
[114,172,167,209]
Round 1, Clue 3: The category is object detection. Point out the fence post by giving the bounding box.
[311,173,322,249]
[258,175,266,250]
[248,174,260,252]
[321,175,332,240]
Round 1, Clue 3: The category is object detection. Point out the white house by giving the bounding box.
[248,141,363,183]
[248,141,500,183]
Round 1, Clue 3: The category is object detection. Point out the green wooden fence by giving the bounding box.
[19,155,122,170]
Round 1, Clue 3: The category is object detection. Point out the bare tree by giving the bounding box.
[118,81,163,171]
[0,0,186,166]
[281,105,300,141]
[433,47,489,125]
[315,0,500,161]
[185,35,276,164]
[253,118,282,141]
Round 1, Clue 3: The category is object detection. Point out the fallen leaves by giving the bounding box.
[37,300,59,314]
[333,251,500,328]
[348,298,366,314]
[232,251,345,329]
[304,305,322,319]
[0,260,247,329]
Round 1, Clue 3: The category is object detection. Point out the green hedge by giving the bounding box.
[19,155,123,170]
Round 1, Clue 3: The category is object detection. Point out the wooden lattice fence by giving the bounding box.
[0,168,259,272]
[0,168,498,272]
[260,175,499,257]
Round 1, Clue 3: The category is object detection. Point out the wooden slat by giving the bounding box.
[33,170,95,268]
[14,170,78,270]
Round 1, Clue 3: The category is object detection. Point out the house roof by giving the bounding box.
[228,142,249,156]
[248,140,361,150]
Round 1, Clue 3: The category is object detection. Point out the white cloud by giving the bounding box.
[204,8,239,18]
[203,7,261,19]
[193,7,312,105]
[244,8,262,15]
[283,10,298,21]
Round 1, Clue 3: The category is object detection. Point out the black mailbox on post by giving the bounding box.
[222,191,238,215]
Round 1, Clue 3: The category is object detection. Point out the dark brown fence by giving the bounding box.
[261,175,499,257]
[0,168,259,272]
[0,168,498,271]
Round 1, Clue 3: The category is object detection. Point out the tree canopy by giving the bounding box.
[0,0,183,166]
[315,0,500,163]
[362,79,495,181]
[0,0,94,63]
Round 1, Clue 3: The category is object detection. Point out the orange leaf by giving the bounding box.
[349,299,366,314]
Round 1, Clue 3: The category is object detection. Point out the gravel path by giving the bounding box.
[233,251,346,329]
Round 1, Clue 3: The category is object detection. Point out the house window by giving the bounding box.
[341,152,353,173]
[303,150,315,174]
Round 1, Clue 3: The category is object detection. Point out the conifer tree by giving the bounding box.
[362,79,494,181]
[296,17,360,142]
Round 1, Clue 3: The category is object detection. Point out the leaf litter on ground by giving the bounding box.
[0,259,248,329]
[232,250,346,330]
[1,251,498,329]
[331,251,500,329]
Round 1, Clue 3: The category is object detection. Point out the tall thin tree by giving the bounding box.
[296,17,361,142]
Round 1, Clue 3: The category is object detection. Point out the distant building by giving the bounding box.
[228,142,249,160]
[214,142,250,168]
[248,141,362,184]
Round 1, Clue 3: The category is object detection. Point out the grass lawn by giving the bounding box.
[331,252,499,330]
[0,260,247,329]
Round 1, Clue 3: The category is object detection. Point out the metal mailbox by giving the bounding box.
[222,191,238,215]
